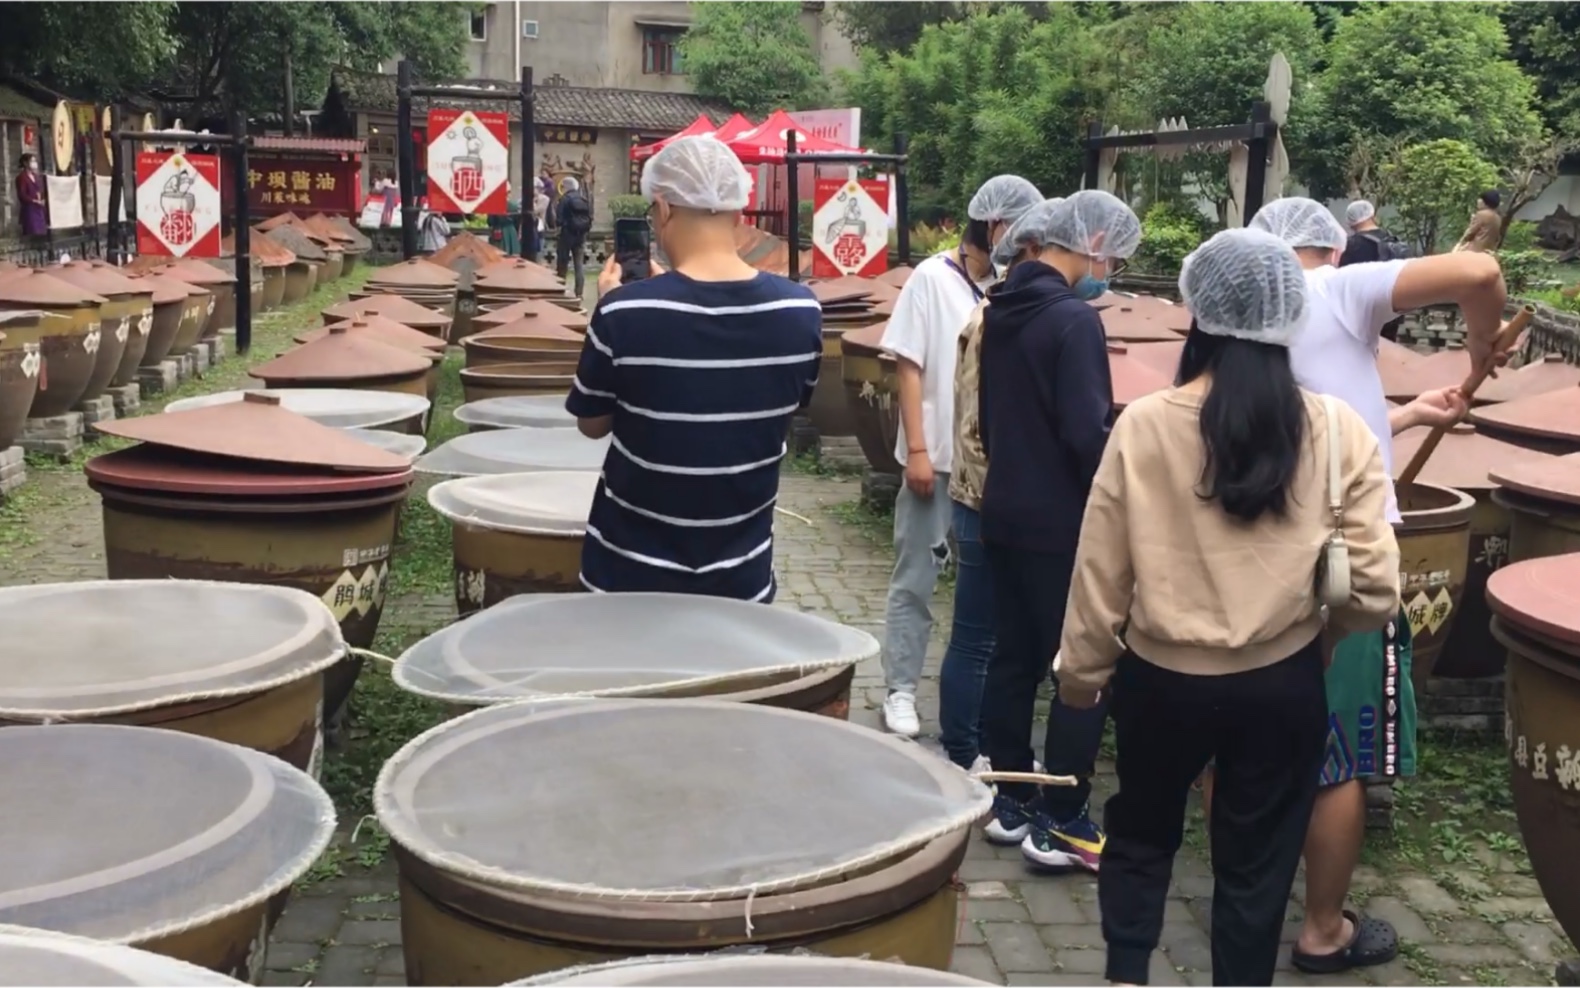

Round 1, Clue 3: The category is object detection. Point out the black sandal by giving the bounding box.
[1291,910,1400,974]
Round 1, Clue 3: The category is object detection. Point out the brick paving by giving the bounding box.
[0,292,1569,985]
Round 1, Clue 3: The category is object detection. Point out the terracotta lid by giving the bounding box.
[1486,552,1580,647]
[120,254,172,276]
[1125,339,1184,379]
[162,259,236,286]
[46,261,154,301]
[1376,337,1424,371]
[476,256,559,279]
[0,269,106,306]
[123,272,192,306]
[809,276,877,306]
[1098,293,1191,339]
[93,391,411,473]
[471,317,584,345]
[1470,385,1580,444]
[875,265,913,289]
[86,443,414,496]
[302,213,354,244]
[871,296,896,317]
[323,293,453,329]
[471,259,562,292]
[1392,423,1553,492]
[1379,347,1469,401]
[1476,353,1580,405]
[255,211,303,232]
[222,229,297,266]
[325,214,373,252]
[1489,450,1580,506]
[252,326,432,382]
[839,320,889,355]
[474,298,588,329]
[1108,342,1174,409]
[306,315,447,352]
[265,225,327,262]
[367,257,461,288]
[431,231,506,270]
[460,360,579,381]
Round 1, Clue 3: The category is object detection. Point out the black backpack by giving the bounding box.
[561,191,593,237]
[1363,230,1415,262]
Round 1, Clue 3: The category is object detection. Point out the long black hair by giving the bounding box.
[1175,321,1306,522]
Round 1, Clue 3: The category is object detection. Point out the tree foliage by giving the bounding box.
[1502,1,1580,137]
[679,1,829,115]
[1299,1,1542,198]
[832,2,1053,53]
[1379,139,1499,256]
[0,2,468,116]
[841,6,1110,217]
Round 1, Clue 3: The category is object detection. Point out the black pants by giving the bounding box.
[556,235,586,297]
[980,542,1108,819]
[1099,640,1327,986]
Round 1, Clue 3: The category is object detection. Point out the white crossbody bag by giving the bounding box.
[1316,395,1353,610]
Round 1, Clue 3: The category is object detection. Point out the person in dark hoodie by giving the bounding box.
[976,189,1142,871]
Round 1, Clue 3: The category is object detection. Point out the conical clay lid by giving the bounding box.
[1477,353,1580,404]
[475,298,588,330]
[473,259,564,292]
[431,231,506,270]
[47,261,154,301]
[124,272,194,306]
[305,315,447,352]
[1470,384,1580,444]
[472,318,584,345]
[1393,423,1553,492]
[301,214,354,244]
[95,391,411,472]
[1108,343,1173,410]
[477,257,559,279]
[0,269,106,307]
[368,257,460,288]
[163,259,236,286]
[255,211,303,232]
[252,327,432,383]
[323,294,452,330]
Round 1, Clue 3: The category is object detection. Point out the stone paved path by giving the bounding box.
[0,279,1569,986]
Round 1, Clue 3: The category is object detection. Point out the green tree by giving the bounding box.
[841,6,1109,216]
[0,2,178,99]
[1502,1,1580,137]
[1379,139,1499,256]
[832,2,1055,54]
[1300,1,1542,198]
[679,1,829,115]
[164,2,468,116]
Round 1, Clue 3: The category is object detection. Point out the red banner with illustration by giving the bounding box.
[222,157,361,216]
[811,177,890,278]
[135,151,222,258]
[426,108,509,215]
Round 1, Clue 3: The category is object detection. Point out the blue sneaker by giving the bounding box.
[1021,806,1104,872]
[983,794,1033,845]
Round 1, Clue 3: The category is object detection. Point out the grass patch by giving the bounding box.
[785,450,863,479]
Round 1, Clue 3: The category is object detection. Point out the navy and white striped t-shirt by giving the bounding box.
[564,271,823,602]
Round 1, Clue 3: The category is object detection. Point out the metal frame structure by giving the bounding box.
[1081,101,1278,224]
[107,109,255,353]
[782,132,910,283]
[395,60,534,261]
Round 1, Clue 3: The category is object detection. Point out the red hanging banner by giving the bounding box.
[426,109,509,215]
[811,177,890,278]
[135,151,222,258]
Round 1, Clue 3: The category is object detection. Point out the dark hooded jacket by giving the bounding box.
[978,262,1113,553]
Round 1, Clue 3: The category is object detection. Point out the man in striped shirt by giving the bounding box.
[565,136,823,602]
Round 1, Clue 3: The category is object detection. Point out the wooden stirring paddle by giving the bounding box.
[1395,304,1536,488]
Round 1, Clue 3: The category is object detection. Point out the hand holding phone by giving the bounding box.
[614,217,652,285]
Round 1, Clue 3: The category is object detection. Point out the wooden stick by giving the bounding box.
[973,770,1079,787]
[1396,305,1535,488]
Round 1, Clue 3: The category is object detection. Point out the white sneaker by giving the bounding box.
[883,692,921,737]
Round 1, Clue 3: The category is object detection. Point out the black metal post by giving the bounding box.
[785,130,799,282]
[107,106,124,262]
[1083,121,1103,192]
[1242,101,1274,224]
[520,66,534,258]
[396,60,418,259]
[895,132,910,266]
[231,111,252,355]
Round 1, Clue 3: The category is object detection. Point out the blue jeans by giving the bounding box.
[939,500,995,768]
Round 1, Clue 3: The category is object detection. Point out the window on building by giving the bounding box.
[469,9,487,42]
[642,28,685,75]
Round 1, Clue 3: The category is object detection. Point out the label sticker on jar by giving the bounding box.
[114,315,130,343]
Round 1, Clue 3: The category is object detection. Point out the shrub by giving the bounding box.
[607,195,649,220]
[1501,220,1538,253]
[1494,249,1550,297]
[1133,202,1206,275]
[891,222,960,257]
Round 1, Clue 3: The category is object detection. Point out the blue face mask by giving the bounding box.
[1072,258,1109,301]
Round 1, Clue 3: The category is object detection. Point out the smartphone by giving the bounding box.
[614,217,652,284]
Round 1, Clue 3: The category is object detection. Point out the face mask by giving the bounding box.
[1073,259,1108,301]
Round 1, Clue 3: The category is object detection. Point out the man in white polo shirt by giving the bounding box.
[1251,197,1507,976]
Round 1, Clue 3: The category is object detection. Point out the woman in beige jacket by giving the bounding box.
[1055,228,1400,987]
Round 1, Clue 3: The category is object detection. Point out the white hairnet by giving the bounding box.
[1249,197,1348,252]
[990,197,1064,266]
[562,177,579,192]
[1345,200,1375,226]
[1179,228,1308,347]
[968,175,1043,223]
[640,135,751,212]
[1040,190,1142,260]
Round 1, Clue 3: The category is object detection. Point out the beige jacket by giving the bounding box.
[948,298,991,509]
[1056,386,1400,703]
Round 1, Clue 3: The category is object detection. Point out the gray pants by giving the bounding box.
[883,478,954,694]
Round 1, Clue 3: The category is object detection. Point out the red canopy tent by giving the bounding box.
[711,113,757,143]
[726,110,862,165]
[630,113,719,162]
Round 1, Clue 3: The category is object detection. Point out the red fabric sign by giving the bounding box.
[222,156,361,216]
[426,109,509,215]
[135,151,222,258]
